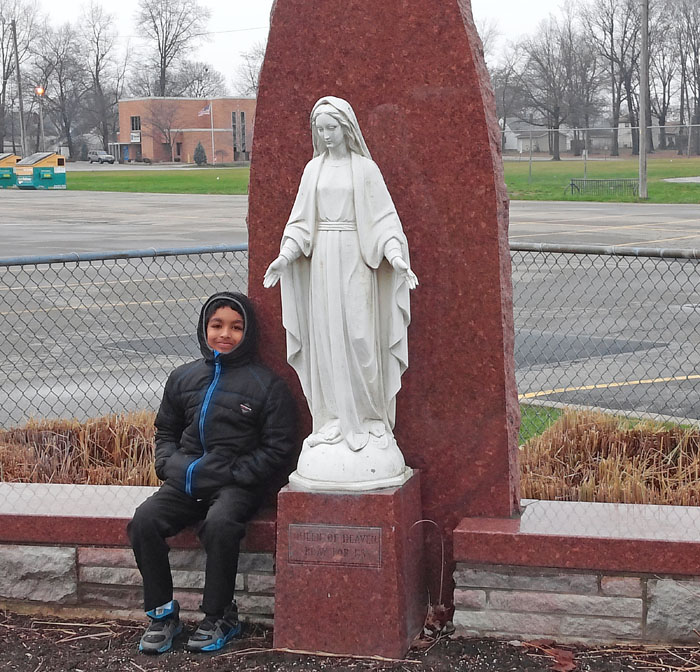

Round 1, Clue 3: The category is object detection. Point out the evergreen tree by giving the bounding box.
[193,141,207,165]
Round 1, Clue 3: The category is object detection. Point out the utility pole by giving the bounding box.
[11,19,26,157]
[639,0,649,199]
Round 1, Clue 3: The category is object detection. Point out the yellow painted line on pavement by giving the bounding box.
[519,374,700,400]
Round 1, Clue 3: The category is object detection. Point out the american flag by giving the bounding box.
[198,103,211,116]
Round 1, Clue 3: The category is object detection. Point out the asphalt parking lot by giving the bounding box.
[510,201,700,249]
[0,191,248,256]
[2,191,700,257]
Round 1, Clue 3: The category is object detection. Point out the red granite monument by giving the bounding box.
[247,0,519,657]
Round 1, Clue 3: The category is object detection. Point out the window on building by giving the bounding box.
[240,112,246,153]
[176,142,182,156]
[232,112,238,152]
[131,116,141,131]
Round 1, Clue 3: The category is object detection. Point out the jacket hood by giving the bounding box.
[197,291,258,366]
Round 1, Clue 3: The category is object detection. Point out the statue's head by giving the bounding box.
[310,97,371,158]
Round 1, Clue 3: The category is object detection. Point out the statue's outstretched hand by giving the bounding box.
[391,257,419,290]
[263,256,289,288]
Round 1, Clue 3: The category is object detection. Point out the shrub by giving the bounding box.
[0,411,158,486]
[194,141,207,166]
[520,411,700,505]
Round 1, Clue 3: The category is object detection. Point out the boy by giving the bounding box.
[128,291,296,654]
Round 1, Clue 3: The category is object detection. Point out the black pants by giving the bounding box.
[127,482,262,617]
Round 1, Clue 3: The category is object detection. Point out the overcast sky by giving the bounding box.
[40,0,556,93]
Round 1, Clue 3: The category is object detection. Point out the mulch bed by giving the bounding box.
[1,610,699,671]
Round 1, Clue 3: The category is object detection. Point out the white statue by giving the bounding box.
[263,95,418,491]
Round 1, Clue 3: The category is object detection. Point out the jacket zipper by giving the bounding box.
[186,355,222,496]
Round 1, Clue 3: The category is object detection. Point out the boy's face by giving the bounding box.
[206,306,244,353]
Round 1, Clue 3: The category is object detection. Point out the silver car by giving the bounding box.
[88,149,115,164]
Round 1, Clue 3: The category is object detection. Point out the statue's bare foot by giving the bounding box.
[322,421,343,443]
[347,431,370,452]
[367,420,387,438]
[307,420,343,446]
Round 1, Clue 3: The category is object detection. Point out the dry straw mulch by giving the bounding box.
[2,410,700,506]
[0,410,159,486]
[521,410,700,505]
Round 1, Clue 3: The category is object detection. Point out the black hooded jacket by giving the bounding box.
[153,292,297,498]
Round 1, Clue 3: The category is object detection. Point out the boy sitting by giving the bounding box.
[128,292,296,654]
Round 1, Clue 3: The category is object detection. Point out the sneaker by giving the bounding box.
[186,604,241,652]
[139,600,182,654]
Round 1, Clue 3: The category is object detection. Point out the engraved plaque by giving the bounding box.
[288,524,382,567]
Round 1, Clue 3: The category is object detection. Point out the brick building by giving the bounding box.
[114,97,256,164]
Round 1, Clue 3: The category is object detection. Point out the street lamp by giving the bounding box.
[35,85,45,152]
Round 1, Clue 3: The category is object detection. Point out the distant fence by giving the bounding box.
[567,178,639,196]
[502,122,700,160]
[1,243,699,440]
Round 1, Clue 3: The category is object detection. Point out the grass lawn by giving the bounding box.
[519,404,563,444]
[505,157,700,203]
[67,167,250,195]
[66,158,700,203]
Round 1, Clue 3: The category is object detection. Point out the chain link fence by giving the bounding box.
[513,243,700,441]
[0,245,248,428]
[2,243,700,517]
[3,242,700,435]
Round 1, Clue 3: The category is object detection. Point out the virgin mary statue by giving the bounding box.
[264,96,418,491]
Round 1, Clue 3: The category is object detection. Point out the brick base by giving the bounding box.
[0,543,275,623]
[453,564,700,644]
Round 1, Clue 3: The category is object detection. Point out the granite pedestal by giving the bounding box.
[273,473,425,658]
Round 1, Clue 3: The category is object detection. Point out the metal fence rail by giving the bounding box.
[1,242,699,436]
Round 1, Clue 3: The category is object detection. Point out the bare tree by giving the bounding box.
[143,97,182,161]
[648,0,677,150]
[173,60,227,97]
[31,21,88,158]
[233,41,266,96]
[135,0,210,97]
[109,45,130,148]
[0,0,39,152]
[561,9,605,154]
[490,43,526,151]
[584,0,641,155]
[128,59,158,97]
[518,16,575,160]
[674,0,700,154]
[80,0,119,151]
[475,17,500,68]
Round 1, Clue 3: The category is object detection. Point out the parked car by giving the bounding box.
[88,149,115,164]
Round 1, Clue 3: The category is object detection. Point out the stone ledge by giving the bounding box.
[0,483,275,552]
[454,500,700,576]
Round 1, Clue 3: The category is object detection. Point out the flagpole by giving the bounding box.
[209,100,215,164]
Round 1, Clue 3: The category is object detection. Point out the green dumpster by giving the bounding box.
[0,152,20,188]
[15,152,67,190]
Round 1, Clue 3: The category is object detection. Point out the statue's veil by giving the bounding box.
[310,96,372,159]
